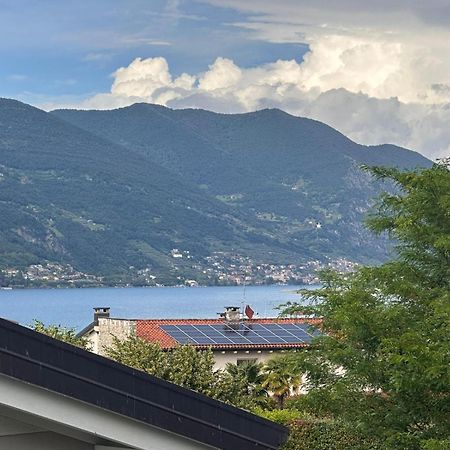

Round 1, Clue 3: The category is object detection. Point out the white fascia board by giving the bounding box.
[0,374,215,450]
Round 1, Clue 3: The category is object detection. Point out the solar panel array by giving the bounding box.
[160,323,318,346]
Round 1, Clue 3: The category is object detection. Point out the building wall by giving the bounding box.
[86,328,99,354]
[96,319,135,356]
[212,349,286,370]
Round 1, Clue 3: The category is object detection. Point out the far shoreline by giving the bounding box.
[0,282,320,292]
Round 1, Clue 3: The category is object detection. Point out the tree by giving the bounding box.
[224,360,269,408]
[105,335,167,378]
[104,335,290,409]
[283,163,450,449]
[105,336,228,398]
[166,344,217,396]
[31,320,91,350]
[262,355,301,409]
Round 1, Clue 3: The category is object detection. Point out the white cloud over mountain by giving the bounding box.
[48,0,450,161]
[63,52,448,161]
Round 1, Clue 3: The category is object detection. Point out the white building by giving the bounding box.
[79,307,321,370]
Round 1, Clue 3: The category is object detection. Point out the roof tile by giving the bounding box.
[136,318,321,350]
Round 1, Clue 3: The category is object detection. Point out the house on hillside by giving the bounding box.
[0,317,287,450]
[79,307,321,369]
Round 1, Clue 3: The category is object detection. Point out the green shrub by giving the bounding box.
[252,407,308,424]
[282,419,382,450]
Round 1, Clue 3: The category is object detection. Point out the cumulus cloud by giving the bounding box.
[64,54,449,161]
[46,1,450,161]
[59,0,449,161]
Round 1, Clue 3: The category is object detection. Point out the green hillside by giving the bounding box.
[53,104,430,265]
[0,99,431,286]
[0,99,291,283]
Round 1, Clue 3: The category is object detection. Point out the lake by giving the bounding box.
[0,285,314,331]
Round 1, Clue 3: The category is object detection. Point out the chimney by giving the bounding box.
[220,306,241,331]
[93,307,110,325]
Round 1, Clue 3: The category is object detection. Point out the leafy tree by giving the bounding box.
[166,344,217,395]
[105,335,167,378]
[105,336,228,398]
[282,163,450,449]
[31,320,91,350]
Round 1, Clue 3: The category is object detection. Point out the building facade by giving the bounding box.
[80,307,320,369]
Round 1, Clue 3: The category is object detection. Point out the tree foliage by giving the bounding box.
[166,344,217,395]
[224,360,270,408]
[105,335,167,377]
[105,335,269,407]
[262,355,302,409]
[282,163,450,449]
[104,336,221,396]
[31,320,91,350]
[104,335,307,410]
[281,418,383,450]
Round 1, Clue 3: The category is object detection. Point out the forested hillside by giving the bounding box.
[0,99,430,286]
[54,104,430,263]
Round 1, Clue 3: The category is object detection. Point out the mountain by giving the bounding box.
[53,104,430,264]
[0,99,290,284]
[0,99,430,286]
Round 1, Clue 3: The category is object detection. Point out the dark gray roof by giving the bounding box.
[0,318,288,450]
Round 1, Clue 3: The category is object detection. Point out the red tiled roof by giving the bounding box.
[136,317,321,350]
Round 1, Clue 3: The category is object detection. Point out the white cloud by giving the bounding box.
[204,0,450,105]
[48,54,450,161]
[43,0,450,161]
[111,57,172,97]
[198,57,242,90]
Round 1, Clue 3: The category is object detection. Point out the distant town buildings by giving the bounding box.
[0,253,357,288]
[0,263,102,288]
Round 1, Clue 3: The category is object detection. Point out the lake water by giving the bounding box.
[0,285,313,331]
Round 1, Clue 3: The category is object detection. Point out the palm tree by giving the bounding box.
[262,355,301,409]
[225,360,268,406]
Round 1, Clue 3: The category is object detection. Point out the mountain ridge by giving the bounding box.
[0,98,283,282]
[0,98,431,286]
[52,102,430,261]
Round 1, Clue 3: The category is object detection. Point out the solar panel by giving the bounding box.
[160,322,318,346]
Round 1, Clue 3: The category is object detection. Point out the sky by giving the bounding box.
[2,0,450,160]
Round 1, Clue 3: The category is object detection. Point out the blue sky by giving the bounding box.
[0,0,307,101]
[1,0,450,160]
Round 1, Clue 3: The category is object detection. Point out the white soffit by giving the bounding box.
[0,374,214,450]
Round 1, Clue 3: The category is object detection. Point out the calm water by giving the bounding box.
[0,285,313,331]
